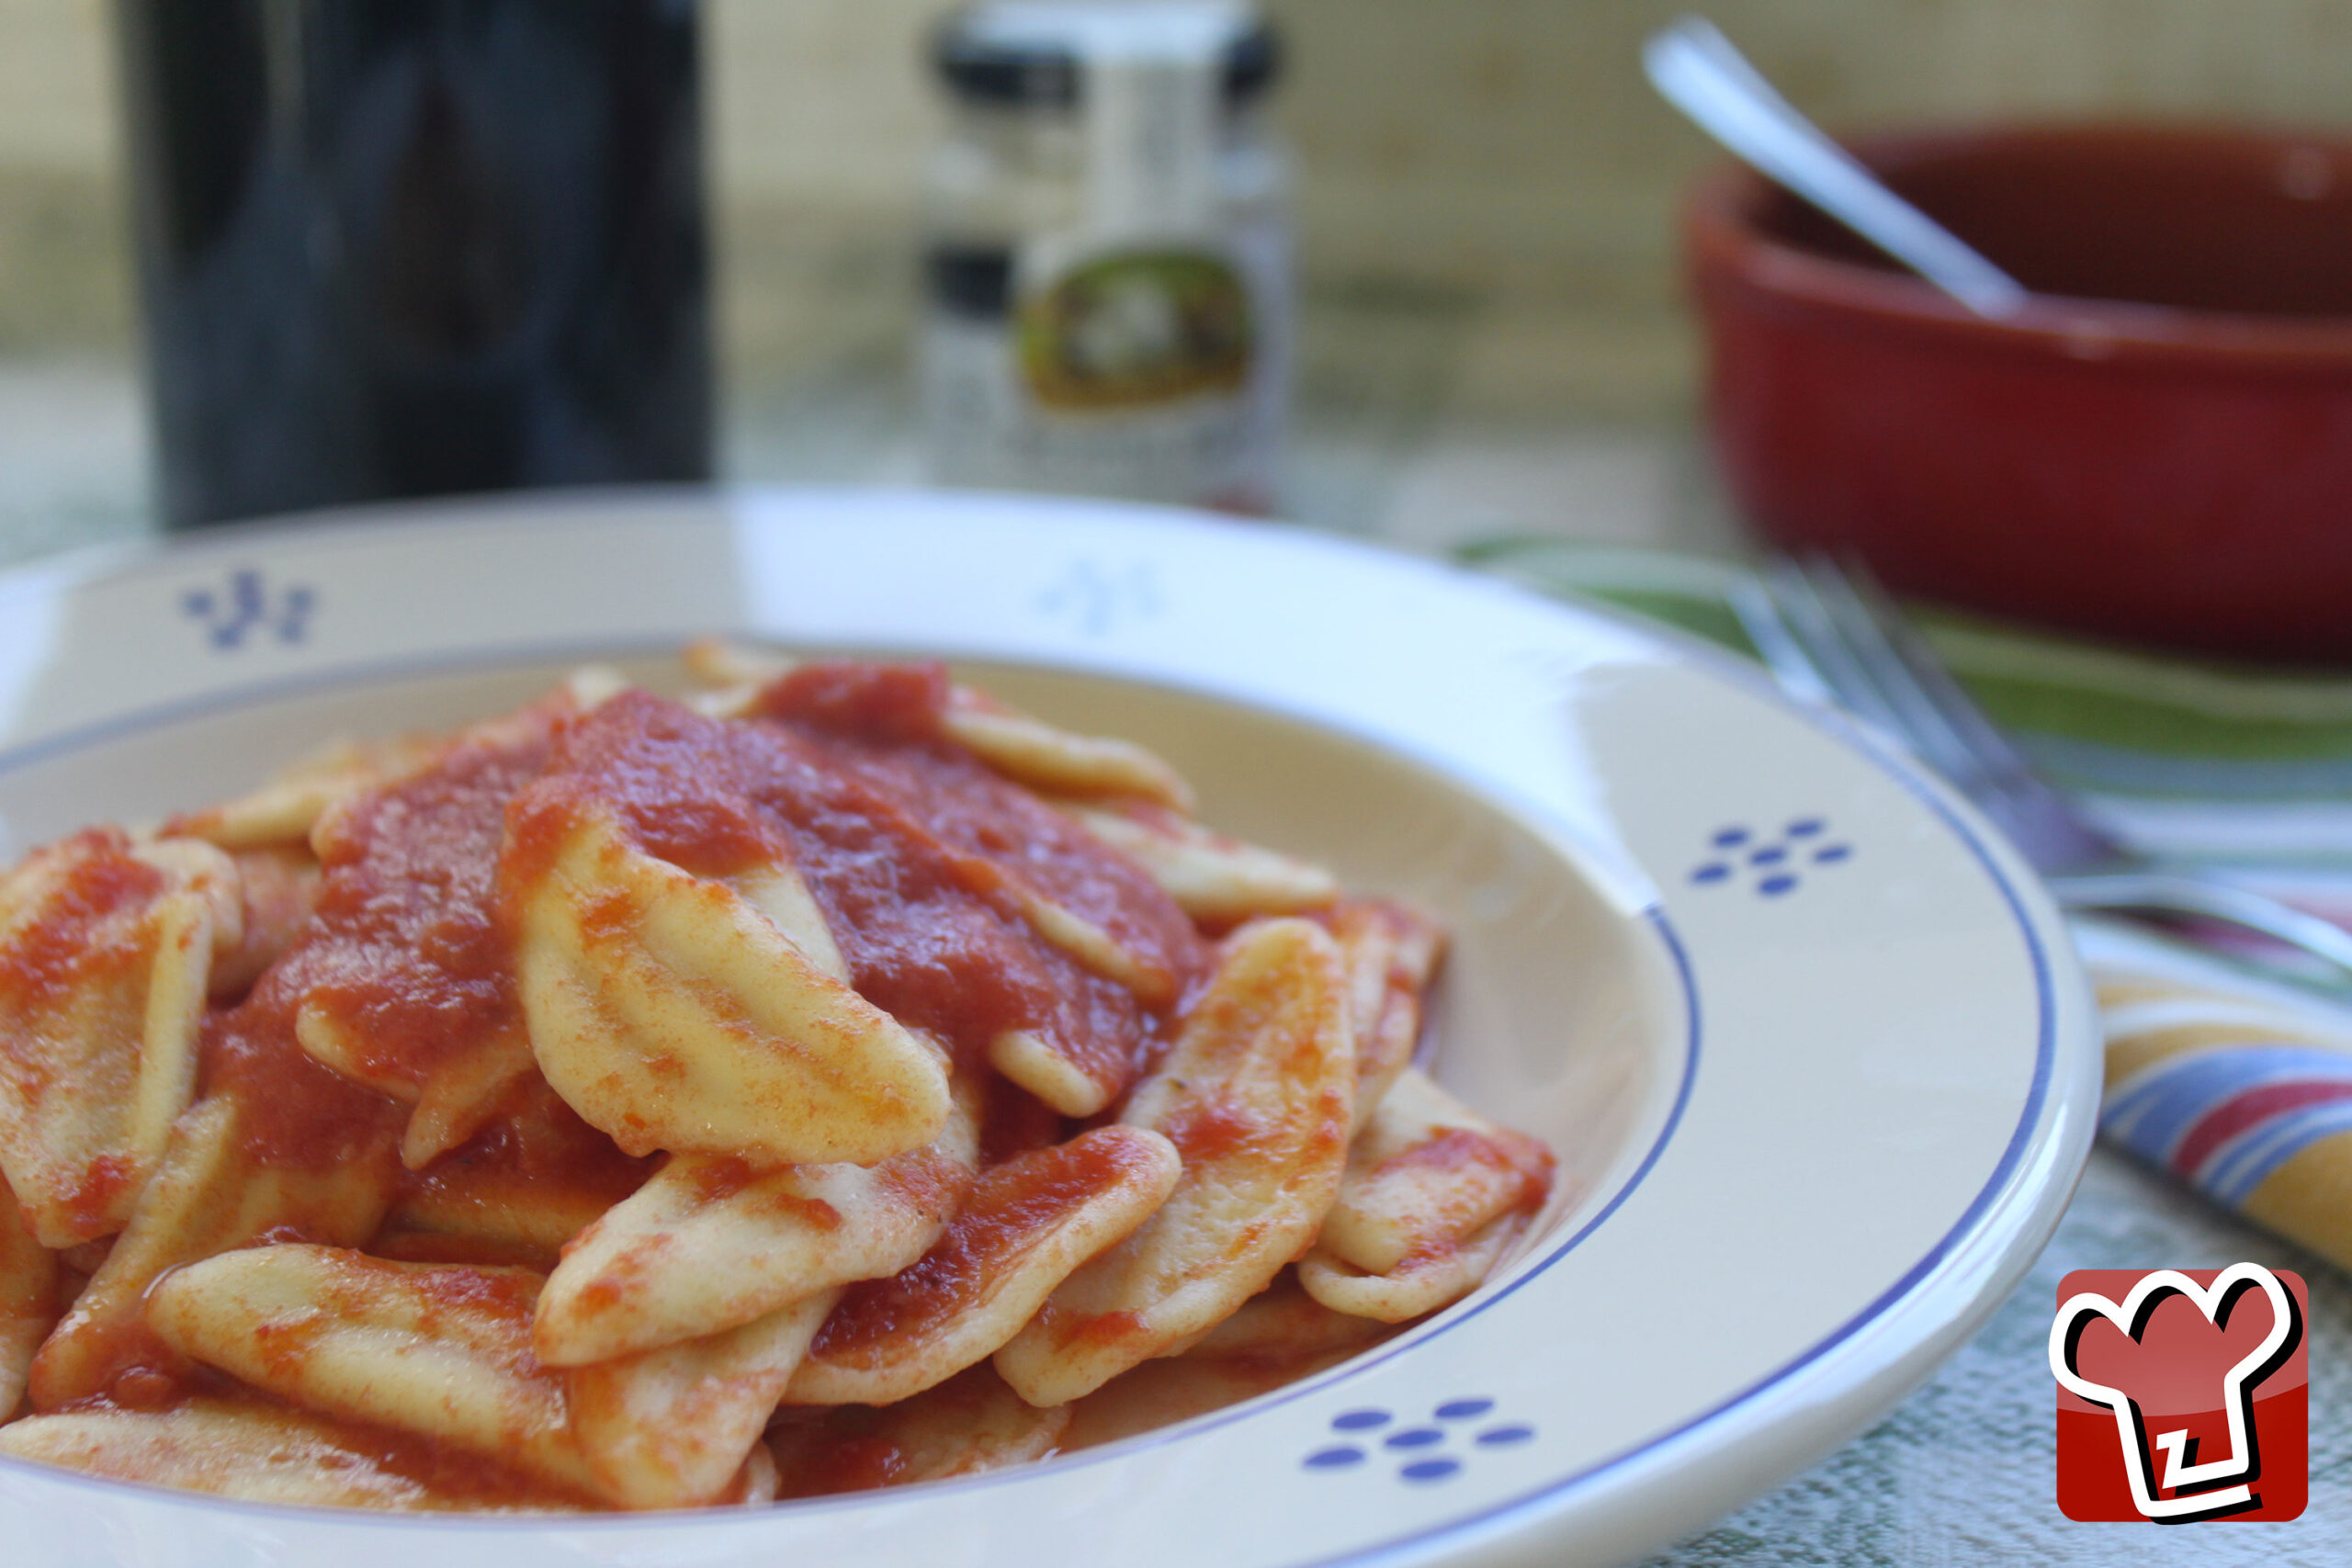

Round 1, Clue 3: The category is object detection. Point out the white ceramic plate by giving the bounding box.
[0,489,2098,1568]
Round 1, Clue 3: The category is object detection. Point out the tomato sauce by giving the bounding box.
[0,829,165,1019]
[1054,1305,1148,1351]
[390,1076,652,1231]
[753,660,953,747]
[51,1156,137,1243]
[311,1404,604,1510]
[767,1410,910,1498]
[292,707,560,1096]
[1157,1096,1276,1166]
[979,1073,1068,1165]
[198,704,585,1169]
[763,662,1202,996]
[40,1319,225,1419]
[765,1365,1045,1500]
[1375,1126,1555,1218]
[209,846,321,1000]
[510,684,1205,1095]
[810,1128,1148,1362]
[198,982,403,1172]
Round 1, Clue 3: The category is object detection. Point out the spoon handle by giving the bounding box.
[1645,17,2030,319]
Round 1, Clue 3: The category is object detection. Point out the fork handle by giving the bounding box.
[2050,870,2352,979]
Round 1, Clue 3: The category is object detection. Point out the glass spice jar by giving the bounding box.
[921,1,1291,513]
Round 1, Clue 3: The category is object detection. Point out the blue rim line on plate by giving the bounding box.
[0,502,2075,1568]
[0,630,2056,1566]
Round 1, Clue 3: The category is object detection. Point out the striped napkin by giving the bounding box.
[1466,539,2352,1274]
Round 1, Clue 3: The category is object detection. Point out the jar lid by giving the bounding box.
[933,2,1281,108]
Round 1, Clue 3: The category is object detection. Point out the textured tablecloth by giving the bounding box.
[1,357,2338,1565]
[1643,1147,2349,1566]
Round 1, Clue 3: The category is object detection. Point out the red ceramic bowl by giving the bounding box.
[1688,125,2352,664]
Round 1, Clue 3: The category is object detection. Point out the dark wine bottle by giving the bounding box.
[116,0,712,530]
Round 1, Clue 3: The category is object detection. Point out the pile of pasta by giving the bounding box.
[0,649,1555,1513]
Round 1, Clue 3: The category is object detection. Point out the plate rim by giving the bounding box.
[0,487,2099,1566]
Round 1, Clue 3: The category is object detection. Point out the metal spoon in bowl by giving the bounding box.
[1644,16,2029,319]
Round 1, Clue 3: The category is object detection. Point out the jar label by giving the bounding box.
[923,224,1287,513]
[1017,249,1251,411]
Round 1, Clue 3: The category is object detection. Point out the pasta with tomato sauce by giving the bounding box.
[0,649,1555,1512]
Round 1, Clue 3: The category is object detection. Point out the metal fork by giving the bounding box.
[1734,554,2352,980]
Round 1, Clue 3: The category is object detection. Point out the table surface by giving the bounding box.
[0,355,2341,1567]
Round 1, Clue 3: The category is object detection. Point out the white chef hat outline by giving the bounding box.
[2048,1262,2301,1523]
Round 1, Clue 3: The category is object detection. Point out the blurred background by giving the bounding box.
[6,0,2352,563]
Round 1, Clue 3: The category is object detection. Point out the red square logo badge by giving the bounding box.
[2052,1265,2306,1522]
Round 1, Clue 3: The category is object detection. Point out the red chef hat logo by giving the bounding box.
[2050,1264,2306,1522]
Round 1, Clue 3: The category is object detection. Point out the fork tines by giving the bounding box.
[1733,553,2058,815]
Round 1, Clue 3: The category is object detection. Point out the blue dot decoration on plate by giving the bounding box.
[1303,1400,1536,1483]
[181,568,317,652]
[1689,818,1852,898]
[1304,1446,1366,1470]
